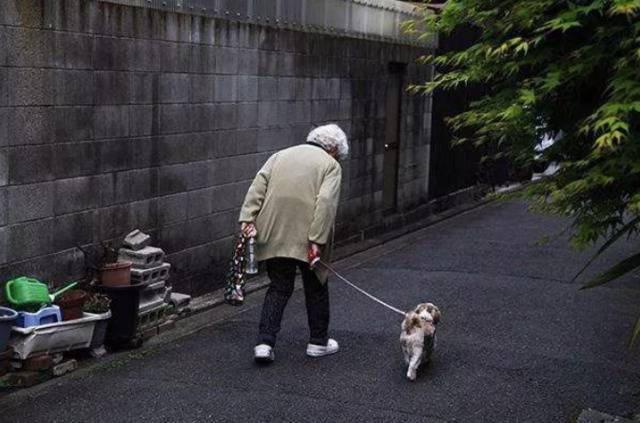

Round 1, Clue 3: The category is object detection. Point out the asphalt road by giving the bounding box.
[2,201,640,422]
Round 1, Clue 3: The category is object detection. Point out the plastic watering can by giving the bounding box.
[5,277,78,310]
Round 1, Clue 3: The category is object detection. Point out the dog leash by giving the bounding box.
[318,260,406,317]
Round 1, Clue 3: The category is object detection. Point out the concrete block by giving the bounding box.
[3,26,53,68]
[215,47,239,74]
[190,74,215,104]
[93,36,131,71]
[55,107,94,143]
[214,104,237,130]
[258,77,278,101]
[53,210,94,252]
[190,44,216,74]
[99,138,132,173]
[128,199,158,232]
[53,142,101,179]
[237,49,259,75]
[94,106,130,139]
[123,229,152,251]
[237,103,258,129]
[295,78,312,100]
[52,359,77,377]
[6,107,56,146]
[0,187,6,225]
[159,73,190,104]
[129,105,154,137]
[8,145,54,184]
[131,262,171,285]
[157,134,194,165]
[187,188,213,219]
[236,75,258,102]
[214,75,237,103]
[157,193,188,225]
[96,71,130,105]
[258,50,279,76]
[54,176,101,214]
[0,1,43,27]
[131,72,155,104]
[55,70,94,106]
[278,77,296,101]
[0,226,7,264]
[258,101,279,128]
[119,246,164,269]
[159,104,190,134]
[7,182,54,224]
[158,319,176,333]
[7,68,56,106]
[280,53,296,77]
[53,32,93,69]
[158,164,190,196]
[131,39,161,72]
[115,168,157,204]
[8,218,55,262]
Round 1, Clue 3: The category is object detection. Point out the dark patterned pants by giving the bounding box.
[257,257,329,347]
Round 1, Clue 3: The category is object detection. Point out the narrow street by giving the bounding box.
[3,201,639,422]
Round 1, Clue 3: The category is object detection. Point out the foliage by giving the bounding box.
[83,293,111,314]
[406,1,640,343]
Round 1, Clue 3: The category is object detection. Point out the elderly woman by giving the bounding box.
[239,124,349,363]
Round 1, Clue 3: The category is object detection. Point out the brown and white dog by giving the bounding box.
[400,303,441,381]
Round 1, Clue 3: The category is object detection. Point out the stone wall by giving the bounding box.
[0,0,433,296]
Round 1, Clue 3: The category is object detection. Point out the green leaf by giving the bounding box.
[581,251,640,289]
[572,216,640,282]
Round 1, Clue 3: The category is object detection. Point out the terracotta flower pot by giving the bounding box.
[100,262,132,287]
[56,290,89,321]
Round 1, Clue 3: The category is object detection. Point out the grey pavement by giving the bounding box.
[2,201,640,422]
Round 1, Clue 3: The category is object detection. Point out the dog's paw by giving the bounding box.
[406,369,417,381]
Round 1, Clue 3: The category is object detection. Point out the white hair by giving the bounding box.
[306,124,349,160]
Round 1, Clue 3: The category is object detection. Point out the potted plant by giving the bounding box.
[84,293,112,355]
[55,289,89,321]
[98,242,132,287]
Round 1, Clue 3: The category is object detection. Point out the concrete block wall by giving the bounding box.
[0,0,433,296]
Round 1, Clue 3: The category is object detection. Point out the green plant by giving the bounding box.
[83,293,111,314]
[406,1,640,343]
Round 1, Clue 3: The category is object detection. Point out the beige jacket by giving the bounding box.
[238,143,342,282]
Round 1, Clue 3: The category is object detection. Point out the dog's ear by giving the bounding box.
[430,305,441,324]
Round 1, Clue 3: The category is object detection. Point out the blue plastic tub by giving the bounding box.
[0,307,18,352]
[15,305,62,328]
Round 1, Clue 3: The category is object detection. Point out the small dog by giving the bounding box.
[400,302,441,381]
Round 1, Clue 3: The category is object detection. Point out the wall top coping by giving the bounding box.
[99,0,436,48]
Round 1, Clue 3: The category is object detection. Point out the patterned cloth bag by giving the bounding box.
[224,233,249,306]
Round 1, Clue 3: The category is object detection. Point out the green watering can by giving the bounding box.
[4,277,78,311]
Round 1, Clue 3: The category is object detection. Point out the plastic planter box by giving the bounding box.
[9,312,110,360]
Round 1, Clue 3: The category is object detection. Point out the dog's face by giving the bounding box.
[413,303,441,325]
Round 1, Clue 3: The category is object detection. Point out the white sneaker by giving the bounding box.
[254,344,274,363]
[306,339,339,357]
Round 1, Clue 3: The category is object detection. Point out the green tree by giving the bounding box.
[407,1,640,342]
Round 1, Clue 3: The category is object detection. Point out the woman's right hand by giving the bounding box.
[241,222,257,237]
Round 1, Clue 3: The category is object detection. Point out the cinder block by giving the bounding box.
[54,176,101,215]
[0,1,43,27]
[52,359,77,377]
[190,74,215,103]
[0,226,7,264]
[187,188,214,219]
[123,229,152,250]
[7,68,55,106]
[157,164,190,196]
[258,76,278,101]
[214,75,237,103]
[53,211,94,252]
[7,182,54,224]
[236,75,258,102]
[258,50,279,76]
[237,49,259,75]
[53,32,93,70]
[7,371,51,388]
[159,73,190,104]
[237,102,258,129]
[6,107,55,146]
[55,107,94,143]
[158,319,176,333]
[53,142,100,179]
[214,47,238,74]
[131,262,171,284]
[130,72,154,104]
[8,218,55,262]
[4,26,53,68]
[159,104,190,134]
[190,44,216,73]
[258,101,279,128]
[129,105,154,137]
[214,104,237,130]
[8,145,54,184]
[119,246,165,269]
[96,71,130,105]
[94,105,130,139]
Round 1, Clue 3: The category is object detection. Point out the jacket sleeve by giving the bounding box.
[238,153,277,223]
[308,162,342,245]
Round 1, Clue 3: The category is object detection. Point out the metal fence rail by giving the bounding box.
[99,0,435,47]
